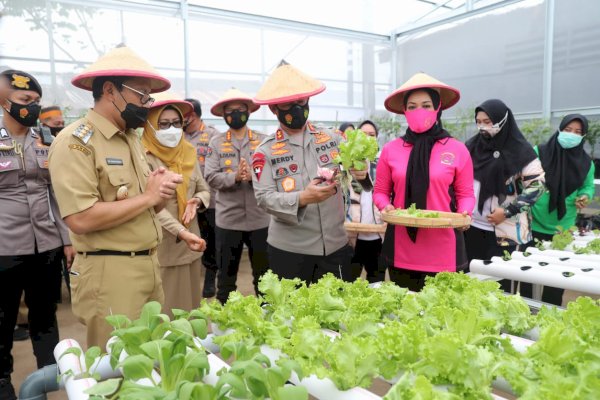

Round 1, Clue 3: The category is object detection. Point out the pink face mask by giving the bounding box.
[404,106,440,133]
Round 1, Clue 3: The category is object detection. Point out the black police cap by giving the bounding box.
[1,69,43,97]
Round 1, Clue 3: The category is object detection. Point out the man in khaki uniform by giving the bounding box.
[183,98,220,297]
[205,88,270,303]
[48,46,183,348]
[252,61,368,284]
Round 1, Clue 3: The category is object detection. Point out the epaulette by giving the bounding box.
[275,129,287,141]
[307,122,319,133]
[72,122,94,144]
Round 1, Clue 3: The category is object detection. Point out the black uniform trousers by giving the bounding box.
[198,208,217,272]
[267,244,353,284]
[215,226,269,303]
[0,247,62,379]
[350,238,384,283]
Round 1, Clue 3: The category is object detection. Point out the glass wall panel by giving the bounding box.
[551,0,600,114]
[394,0,547,118]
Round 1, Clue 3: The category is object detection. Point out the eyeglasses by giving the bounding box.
[277,99,308,111]
[122,84,155,106]
[224,106,248,113]
[158,120,183,130]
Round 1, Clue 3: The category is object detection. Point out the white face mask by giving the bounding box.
[477,110,509,138]
[154,125,183,148]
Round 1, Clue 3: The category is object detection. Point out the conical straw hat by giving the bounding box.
[72,45,170,93]
[150,91,193,117]
[254,60,325,105]
[384,72,460,114]
[211,88,260,117]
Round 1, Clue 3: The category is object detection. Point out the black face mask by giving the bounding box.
[6,101,41,127]
[121,103,149,130]
[224,109,249,130]
[113,89,150,130]
[277,103,309,129]
[50,126,64,136]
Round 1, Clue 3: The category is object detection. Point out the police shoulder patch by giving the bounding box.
[72,122,94,144]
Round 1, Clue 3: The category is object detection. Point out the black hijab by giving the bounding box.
[402,88,451,242]
[338,122,355,133]
[538,114,591,219]
[466,99,537,213]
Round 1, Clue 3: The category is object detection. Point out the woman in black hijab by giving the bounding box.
[375,73,475,292]
[465,99,546,291]
[531,114,594,305]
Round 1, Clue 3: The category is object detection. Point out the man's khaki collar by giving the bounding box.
[86,109,123,140]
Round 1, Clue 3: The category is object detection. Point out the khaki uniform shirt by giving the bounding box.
[0,122,70,255]
[146,152,211,267]
[48,109,162,252]
[252,123,349,256]
[184,122,220,209]
[204,128,270,231]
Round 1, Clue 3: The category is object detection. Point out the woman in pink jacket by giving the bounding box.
[374,73,475,291]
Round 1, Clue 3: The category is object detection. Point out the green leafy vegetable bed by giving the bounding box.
[65,272,600,399]
[203,272,600,399]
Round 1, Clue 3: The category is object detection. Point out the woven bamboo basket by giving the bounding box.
[344,222,387,233]
[381,210,471,229]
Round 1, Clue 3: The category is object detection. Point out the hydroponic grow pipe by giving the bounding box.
[470,259,600,294]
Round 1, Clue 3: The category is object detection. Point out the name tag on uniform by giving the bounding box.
[106,158,124,166]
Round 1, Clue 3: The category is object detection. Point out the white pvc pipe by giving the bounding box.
[123,350,161,386]
[511,252,600,275]
[64,377,96,400]
[54,339,95,400]
[210,322,234,336]
[470,259,600,294]
[491,256,600,279]
[195,333,220,354]
[204,354,230,386]
[290,373,381,400]
[259,345,381,399]
[500,333,534,353]
[106,336,118,354]
[525,247,600,262]
[54,339,86,377]
[87,355,122,380]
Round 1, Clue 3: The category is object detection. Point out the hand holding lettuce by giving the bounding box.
[333,129,379,190]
